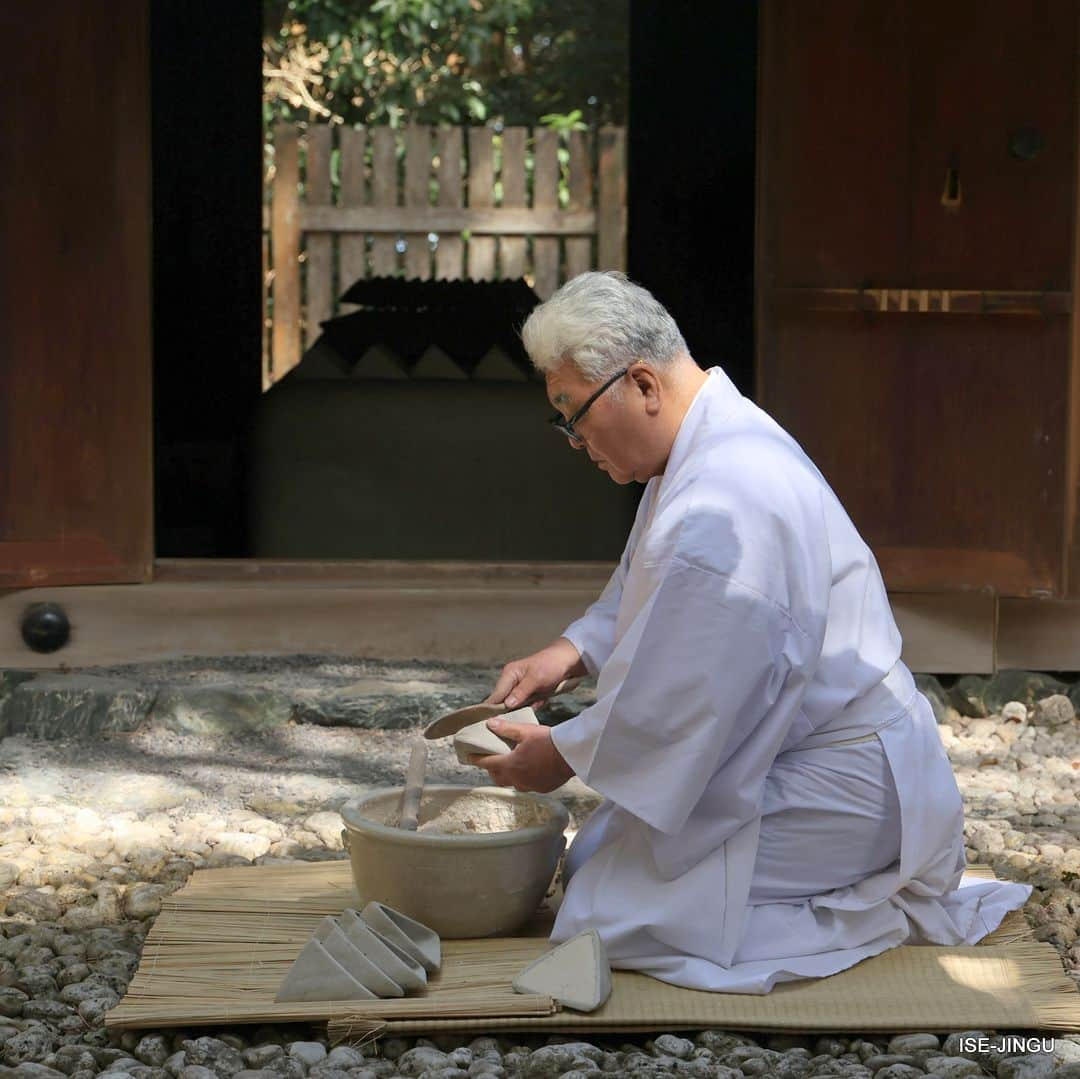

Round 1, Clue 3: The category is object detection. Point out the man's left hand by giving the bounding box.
[468,719,575,793]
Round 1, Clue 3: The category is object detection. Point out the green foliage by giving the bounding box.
[263,0,628,130]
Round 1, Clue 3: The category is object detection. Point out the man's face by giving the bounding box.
[545,361,641,484]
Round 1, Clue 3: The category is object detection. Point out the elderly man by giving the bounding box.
[470,271,1030,993]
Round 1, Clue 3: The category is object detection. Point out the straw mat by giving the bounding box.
[105,861,1080,1037]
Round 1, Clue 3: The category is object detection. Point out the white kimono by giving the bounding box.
[550,365,1031,993]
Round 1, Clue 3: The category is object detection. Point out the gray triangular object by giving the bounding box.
[352,343,407,379]
[361,902,441,972]
[339,908,427,991]
[412,344,467,380]
[274,937,377,1003]
[314,918,404,997]
[292,340,350,380]
[454,706,539,764]
[472,346,527,382]
[512,928,612,1012]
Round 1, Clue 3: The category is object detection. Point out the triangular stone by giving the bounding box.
[472,346,527,382]
[274,937,377,1003]
[453,706,539,764]
[292,340,350,380]
[339,908,427,991]
[512,928,612,1012]
[361,902,441,972]
[351,344,407,379]
[314,918,404,997]
[411,344,467,380]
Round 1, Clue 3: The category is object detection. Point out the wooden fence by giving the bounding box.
[263,122,627,386]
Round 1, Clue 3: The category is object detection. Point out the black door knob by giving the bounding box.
[21,602,71,653]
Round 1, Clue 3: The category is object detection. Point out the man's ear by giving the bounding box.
[633,366,663,414]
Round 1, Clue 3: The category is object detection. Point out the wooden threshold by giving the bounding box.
[0,562,1077,673]
[152,558,617,588]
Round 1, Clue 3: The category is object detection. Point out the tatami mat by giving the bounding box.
[105,861,1080,1037]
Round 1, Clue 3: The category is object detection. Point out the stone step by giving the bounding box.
[0,657,594,741]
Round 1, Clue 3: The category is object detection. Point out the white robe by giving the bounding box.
[550,365,1031,993]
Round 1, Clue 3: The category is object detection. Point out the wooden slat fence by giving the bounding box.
[263,123,627,387]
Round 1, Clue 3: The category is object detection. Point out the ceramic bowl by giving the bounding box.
[340,786,568,938]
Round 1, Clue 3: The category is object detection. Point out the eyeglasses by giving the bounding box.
[548,366,631,445]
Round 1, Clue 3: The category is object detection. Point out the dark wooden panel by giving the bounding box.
[0,1,153,586]
[761,1,911,288]
[908,0,1077,290]
[765,312,1069,596]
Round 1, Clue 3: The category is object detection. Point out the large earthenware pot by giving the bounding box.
[340,785,568,939]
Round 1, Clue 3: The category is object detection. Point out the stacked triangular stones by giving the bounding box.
[276,902,440,1003]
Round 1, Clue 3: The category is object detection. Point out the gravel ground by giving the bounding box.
[0,663,1078,1078]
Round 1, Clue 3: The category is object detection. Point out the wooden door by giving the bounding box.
[757,0,1078,598]
[0,1,153,588]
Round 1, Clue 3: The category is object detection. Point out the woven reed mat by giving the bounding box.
[105,861,1080,1037]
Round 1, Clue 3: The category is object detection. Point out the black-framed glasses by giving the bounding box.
[548,366,631,445]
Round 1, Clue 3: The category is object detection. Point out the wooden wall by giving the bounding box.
[757,0,1079,598]
[0,1,153,587]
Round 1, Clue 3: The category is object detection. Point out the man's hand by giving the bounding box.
[484,637,586,710]
[469,718,575,793]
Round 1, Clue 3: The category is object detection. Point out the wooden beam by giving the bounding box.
[876,546,1054,598]
[370,127,398,276]
[434,127,464,281]
[270,124,301,380]
[997,596,1080,670]
[153,558,616,587]
[304,124,333,347]
[565,130,593,281]
[0,562,1038,675]
[338,126,367,288]
[1066,2,1080,598]
[532,128,560,298]
[467,128,496,280]
[404,124,432,280]
[771,287,1071,316]
[292,205,597,236]
[499,127,528,280]
[0,579,606,669]
[596,126,627,269]
[890,592,996,675]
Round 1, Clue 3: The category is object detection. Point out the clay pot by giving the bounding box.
[340,786,568,938]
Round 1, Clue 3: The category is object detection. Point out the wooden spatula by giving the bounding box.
[422,677,583,740]
[398,740,427,831]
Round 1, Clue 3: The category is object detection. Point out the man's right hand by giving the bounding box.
[484,637,587,710]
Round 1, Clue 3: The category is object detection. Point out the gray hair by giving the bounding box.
[520,271,689,392]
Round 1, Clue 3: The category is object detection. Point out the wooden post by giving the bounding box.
[499,127,527,280]
[370,128,397,277]
[565,130,593,281]
[270,123,301,381]
[435,127,464,280]
[468,128,496,280]
[339,126,367,291]
[404,124,431,280]
[532,128,560,298]
[261,228,271,390]
[597,125,627,271]
[304,124,333,348]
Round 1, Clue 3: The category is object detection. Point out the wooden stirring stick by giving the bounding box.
[398,739,428,831]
